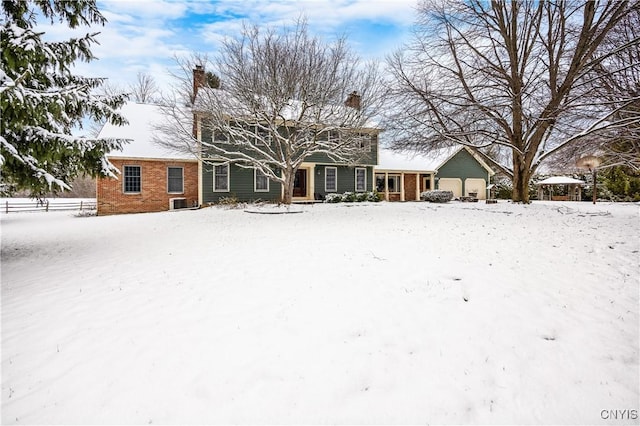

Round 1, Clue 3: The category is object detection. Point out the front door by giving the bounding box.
[293,169,307,198]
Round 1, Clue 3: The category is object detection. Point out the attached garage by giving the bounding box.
[464,178,487,200]
[436,148,494,199]
[438,178,462,198]
[376,146,494,201]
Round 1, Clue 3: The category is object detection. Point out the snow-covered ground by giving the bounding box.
[1,201,638,424]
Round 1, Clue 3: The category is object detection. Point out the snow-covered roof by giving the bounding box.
[377,146,463,172]
[536,176,586,186]
[98,102,195,161]
[194,88,380,129]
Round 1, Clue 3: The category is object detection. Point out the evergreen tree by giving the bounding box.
[1,0,128,197]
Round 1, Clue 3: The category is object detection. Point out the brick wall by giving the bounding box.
[97,158,199,215]
[404,174,418,201]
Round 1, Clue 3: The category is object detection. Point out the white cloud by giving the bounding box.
[99,0,189,21]
[34,0,418,90]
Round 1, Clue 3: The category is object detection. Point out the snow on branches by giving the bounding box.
[1,0,129,196]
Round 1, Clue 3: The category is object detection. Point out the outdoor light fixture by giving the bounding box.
[576,155,601,204]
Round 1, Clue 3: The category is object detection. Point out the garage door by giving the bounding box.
[438,178,462,197]
[465,178,486,200]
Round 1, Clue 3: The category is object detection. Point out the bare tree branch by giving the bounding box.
[155,18,384,204]
[385,0,638,202]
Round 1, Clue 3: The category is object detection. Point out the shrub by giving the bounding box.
[324,191,381,203]
[420,190,454,203]
[325,193,342,203]
[342,192,356,202]
[367,191,381,202]
[217,195,246,209]
[355,192,369,202]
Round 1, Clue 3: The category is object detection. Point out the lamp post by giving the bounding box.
[576,155,601,204]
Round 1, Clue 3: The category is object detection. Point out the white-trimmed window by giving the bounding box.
[167,167,184,193]
[213,163,229,192]
[375,174,385,192]
[212,129,229,143]
[325,167,337,192]
[254,168,269,192]
[328,130,341,144]
[355,133,371,152]
[123,165,141,194]
[254,126,272,146]
[355,168,367,192]
[387,175,401,193]
[375,174,401,193]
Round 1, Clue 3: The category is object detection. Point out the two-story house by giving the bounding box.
[191,67,381,204]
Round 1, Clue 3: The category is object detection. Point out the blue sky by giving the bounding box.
[41,0,418,90]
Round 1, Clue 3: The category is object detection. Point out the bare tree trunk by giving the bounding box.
[512,153,531,203]
[384,1,637,204]
[281,167,295,204]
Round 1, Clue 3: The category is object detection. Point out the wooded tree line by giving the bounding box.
[2,0,638,202]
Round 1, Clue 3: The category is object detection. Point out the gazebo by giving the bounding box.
[536,176,586,201]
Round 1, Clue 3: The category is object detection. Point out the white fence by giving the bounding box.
[1,198,97,213]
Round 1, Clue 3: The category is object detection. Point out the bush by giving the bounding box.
[367,191,381,202]
[324,191,381,203]
[325,193,342,203]
[420,190,454,203]
[341,192,356,202]
[355,192,369,202]
[217,195,246,209]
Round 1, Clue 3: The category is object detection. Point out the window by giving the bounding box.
[254,126,272,146]
[212,129,229,143]
[355,168,366,192]
[375,174,385,192]
[213,164,229,192]
[375,174,401,193]
[325,167,337,192]
[123,165,141,193]
[254,168,269,192]
[387,175,401,193]
[167,167,184,193]
[355,133,371,152]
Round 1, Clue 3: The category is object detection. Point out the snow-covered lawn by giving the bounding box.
[2,201,638,424]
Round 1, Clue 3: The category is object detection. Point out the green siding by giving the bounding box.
[314,165,374,196]
[202,164,373,203]
[202,164,282,203]
[436,149,489,193]
[202,127,378,167]
[200,121,378,202]
[305,134,378,166]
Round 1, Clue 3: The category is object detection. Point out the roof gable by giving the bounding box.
[377,146,495,175]
[377,146,462,171]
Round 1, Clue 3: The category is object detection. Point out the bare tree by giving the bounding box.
[129,72,160,103]
[386,0,639,202]
[156,19,383,204]
[579,6,639,171]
